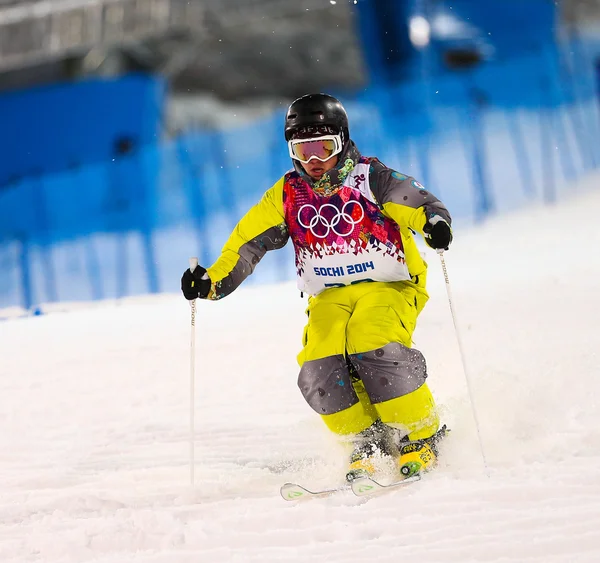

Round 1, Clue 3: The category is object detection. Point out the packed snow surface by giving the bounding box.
[2,183,600,562]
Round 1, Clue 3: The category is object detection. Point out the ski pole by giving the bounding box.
[189,256,198,486]
[437,250,489,474]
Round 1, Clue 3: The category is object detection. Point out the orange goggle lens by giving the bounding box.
[288,135,342,163]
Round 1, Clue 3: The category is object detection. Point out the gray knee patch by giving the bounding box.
[298,355,358,415]
[349,342,427,404]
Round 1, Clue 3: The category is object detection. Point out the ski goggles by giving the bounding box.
[288,134,343,163]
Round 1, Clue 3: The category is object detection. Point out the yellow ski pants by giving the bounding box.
[297,280,439,440]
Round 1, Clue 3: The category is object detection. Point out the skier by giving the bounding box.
[181,93,452,481]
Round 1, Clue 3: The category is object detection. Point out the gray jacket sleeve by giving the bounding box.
[368,159,452,227]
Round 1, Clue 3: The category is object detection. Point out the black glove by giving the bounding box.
[424,216,453,250]
[181,265,211,300]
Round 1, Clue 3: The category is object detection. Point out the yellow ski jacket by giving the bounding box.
[206,152,451,306]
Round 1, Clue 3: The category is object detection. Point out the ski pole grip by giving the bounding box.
[189,257,199,273]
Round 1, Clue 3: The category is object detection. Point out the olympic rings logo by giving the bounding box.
[297,201,364,238]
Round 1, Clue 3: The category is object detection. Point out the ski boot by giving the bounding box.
[346,420,398,482]
[397,424,448,478]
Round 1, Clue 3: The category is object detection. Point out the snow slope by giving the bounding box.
[1,178,600,562]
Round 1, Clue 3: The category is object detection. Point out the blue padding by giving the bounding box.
[0,74,165,186]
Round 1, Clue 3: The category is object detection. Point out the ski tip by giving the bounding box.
[280,482,348,501]
[280,482,311,501]
[350,474,422,497]
[350,477,380,497]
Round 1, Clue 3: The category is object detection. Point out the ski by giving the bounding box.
[280,473,421,501]
[280,482,348,501]
[350,474,421,497]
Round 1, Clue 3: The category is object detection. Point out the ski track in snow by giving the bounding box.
[1,178,600,562]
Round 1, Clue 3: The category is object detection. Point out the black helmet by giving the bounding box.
[284,93,349,141]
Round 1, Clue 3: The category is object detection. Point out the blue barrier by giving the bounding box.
[1,39,599,311]
[0,74,165,187]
